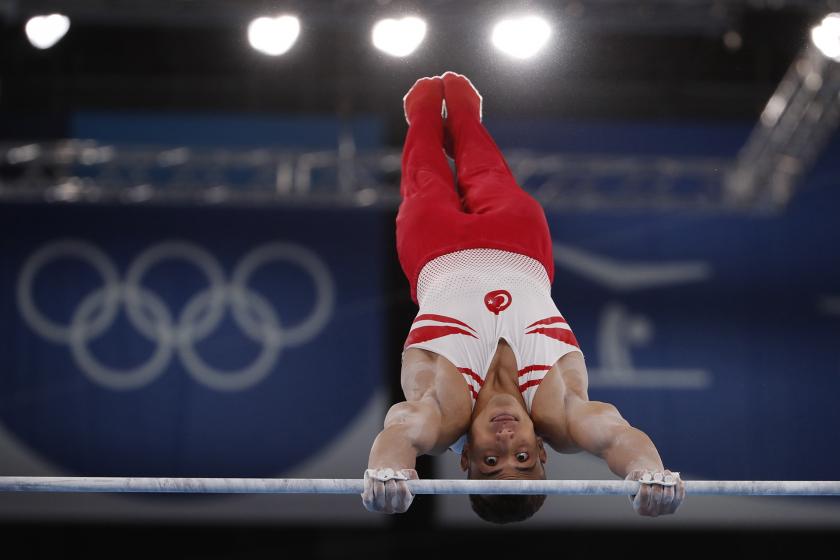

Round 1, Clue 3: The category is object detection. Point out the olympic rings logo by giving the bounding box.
[16,239,335,392]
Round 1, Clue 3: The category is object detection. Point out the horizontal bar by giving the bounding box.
[1,477,840,496]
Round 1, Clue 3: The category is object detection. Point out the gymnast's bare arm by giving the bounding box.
[531,351,686,517]
[362,348,472,514]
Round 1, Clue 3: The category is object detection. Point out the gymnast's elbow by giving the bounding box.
[383,400,442,453]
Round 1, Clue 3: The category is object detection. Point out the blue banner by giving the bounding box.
[547,192,840,482]
[0,205,385,478]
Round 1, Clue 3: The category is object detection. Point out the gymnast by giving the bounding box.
[362,72,685,523]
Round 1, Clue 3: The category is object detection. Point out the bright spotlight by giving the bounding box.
[372,16,427,57]
[248,15,300,56]
[25,14,70,50]
[491,15,552,59]
[811,13,840,61]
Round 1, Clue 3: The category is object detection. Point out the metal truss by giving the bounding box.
[725,40,840,209]
[0,140,732,211]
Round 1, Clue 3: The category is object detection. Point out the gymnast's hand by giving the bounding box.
[625,469,685,517]
[361,468,419,514]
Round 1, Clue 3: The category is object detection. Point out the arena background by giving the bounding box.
[1,0,839,557]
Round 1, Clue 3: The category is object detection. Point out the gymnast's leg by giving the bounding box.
[399,77,458,205]
[440,71,554,279]
[396,76,466,300]
[441,72,528,213]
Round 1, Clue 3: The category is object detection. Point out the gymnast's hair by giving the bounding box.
[467,492,547,524]
[466,465,547,523]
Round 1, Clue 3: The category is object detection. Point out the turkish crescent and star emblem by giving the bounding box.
[484,289,512,315]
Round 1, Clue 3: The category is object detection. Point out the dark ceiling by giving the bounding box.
[0,0,835,143]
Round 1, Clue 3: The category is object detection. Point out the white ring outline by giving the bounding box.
[123,241,227,343]
[178,289,284,391]
[230,242,335,347]
[16,239,336,392]
[70,287,176,390]
[17,240,120,344]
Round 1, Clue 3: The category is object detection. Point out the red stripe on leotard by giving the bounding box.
[525,327,579,347]
[413,313,476,333]
[525,316,567,329]
[518,379,543,392]
[458,367,484,387]
[404,325,478,348]
[517,364,552,378]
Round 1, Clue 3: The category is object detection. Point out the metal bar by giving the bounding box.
[1,477,840,496]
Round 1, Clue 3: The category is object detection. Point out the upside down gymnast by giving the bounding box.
[361,72,685,523]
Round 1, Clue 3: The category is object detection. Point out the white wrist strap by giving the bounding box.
[638,472,681,487]
[365,468,409,482]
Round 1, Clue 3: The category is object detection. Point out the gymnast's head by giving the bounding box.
[459,393,548,523]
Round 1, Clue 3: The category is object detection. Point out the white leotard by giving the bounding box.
[403,249,582,453]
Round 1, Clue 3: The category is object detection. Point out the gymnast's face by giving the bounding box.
[460,395,547,479]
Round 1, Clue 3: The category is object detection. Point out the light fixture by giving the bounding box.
[248,15,301,56]
[372,16,427,57]
[811,13,840,62]
[491,15,552,59]
[25,14,70,50]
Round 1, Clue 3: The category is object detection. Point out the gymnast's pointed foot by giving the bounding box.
[402,75,446,126]
[441,71,483,124]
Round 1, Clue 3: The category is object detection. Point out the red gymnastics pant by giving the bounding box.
[396,113,555,304]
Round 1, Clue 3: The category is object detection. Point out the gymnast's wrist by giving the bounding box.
[623,463,665,478]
